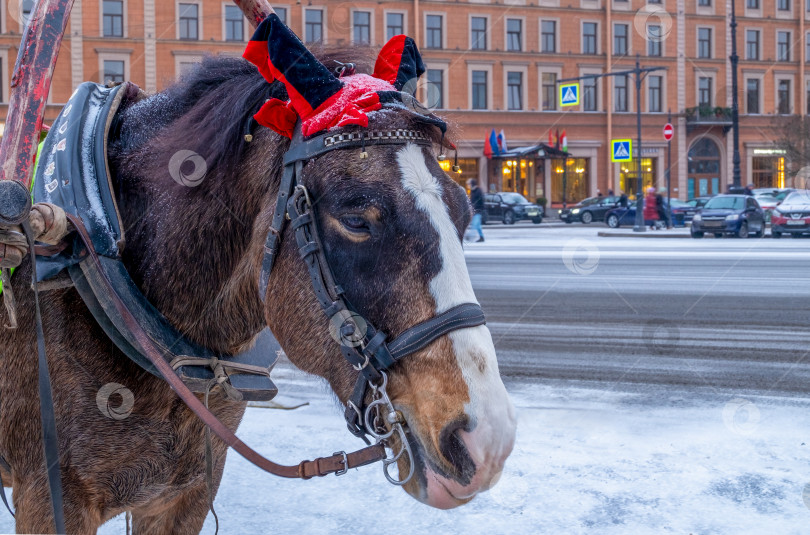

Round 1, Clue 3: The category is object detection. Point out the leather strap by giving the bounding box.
[23,220,66,533]
[66,214,386,479]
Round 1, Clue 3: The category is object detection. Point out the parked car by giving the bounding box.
[690,194,765,238]
[605,199,678,228]
[752,187,795,202]
[669,199,700,224]
[686,196,713,210]
[483,192,544,224]
[753,193,780,222]
[770,190,810,238]
[559,196,621,224]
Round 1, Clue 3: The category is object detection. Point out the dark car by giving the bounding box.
[690,194,765,238]
[669,199,700,225]
[559,196,621,224]
[770,190,810,238]
[605,199,678,228]
[483,192,544,224]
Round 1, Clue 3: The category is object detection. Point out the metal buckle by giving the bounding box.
[333,451,348,476]
[352,353,370,371]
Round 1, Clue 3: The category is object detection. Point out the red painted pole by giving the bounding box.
[233,0,273,29]
[0,0,76,190]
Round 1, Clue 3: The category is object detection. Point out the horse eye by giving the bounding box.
[340,215,370,233]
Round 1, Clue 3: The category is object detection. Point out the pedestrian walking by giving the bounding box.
[619,191,628,207]
[468,179,485,242]
[743,183,754,195]
[643,186,660,230]
[655,188,669,228]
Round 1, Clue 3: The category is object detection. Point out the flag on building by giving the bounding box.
[561,130,568,152]
[555,129,560,150]
[548,130,554,146]
[488,129,500,157]
[483,134,493,159]
[498,129,508,153]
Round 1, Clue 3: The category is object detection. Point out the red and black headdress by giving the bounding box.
[243,13,441,138]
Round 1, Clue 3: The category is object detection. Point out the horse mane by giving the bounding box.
[110,46,377,175]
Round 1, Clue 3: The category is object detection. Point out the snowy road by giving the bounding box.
[3,225,810,534]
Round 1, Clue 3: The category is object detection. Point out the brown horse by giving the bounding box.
[0,50,515,533]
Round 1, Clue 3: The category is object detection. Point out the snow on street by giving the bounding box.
[2,224,809,534]
[86,362,810,535]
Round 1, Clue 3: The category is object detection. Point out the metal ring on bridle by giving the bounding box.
[352,353,370,371]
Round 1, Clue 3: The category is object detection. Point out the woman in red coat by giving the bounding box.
[643,186,659,230]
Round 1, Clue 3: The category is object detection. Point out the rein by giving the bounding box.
[258,124,487,484]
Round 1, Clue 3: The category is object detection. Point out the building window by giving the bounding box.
[542,72,557,111]
[777,31,791,62]
[21,0,34,27]
[426,69,444,109]
[778,79,791,114]
[648,75,662,112]
[778,0,789,9]
[647,25,662,56]
[103,0,123,37]
[698,0,711,5]
[698,77,712,106]
[698,28,712,58]
[275,7,287,24]
[507,19,522,51]
[472,70,488,109]
[807,33,810,62]
[746,30,760,60]
[103,60,125,84]
[614,75,628,112]
[471,17,487,50]
[386,13,404,41]
[426,15,443,48]
[583,76,597,111]
[746,78,760,114]
[551,158,590,204]
[583,22,598,54]
[507,72,523,110]
[541,21,556,53]
[614,23,628,55]
[746,0,759,7]
[178,3,199,40]
[806,80,810,115]
[353,11,371,44]
[305,9,323,43]
[224,5,244,41]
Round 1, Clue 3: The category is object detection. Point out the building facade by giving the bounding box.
[0,0,808,204]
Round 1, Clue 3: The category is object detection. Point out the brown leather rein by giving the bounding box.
[65,212,386,478]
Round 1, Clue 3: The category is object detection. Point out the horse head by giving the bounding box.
[247,15,517,509]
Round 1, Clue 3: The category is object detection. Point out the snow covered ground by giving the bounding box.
[64,362,807,535]
[1,225,808,534]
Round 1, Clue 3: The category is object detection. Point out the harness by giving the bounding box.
[259,124,487,483]
[18,83,485,493]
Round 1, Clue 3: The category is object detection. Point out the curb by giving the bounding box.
[597,231,692,239]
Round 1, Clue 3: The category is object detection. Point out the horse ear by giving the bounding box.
[372,35,426,93]
[243,13,343,118]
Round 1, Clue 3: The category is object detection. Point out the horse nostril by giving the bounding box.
[438,418,476,485]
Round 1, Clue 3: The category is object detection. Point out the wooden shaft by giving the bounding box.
[0,0,76,188]
[233,0,273,29]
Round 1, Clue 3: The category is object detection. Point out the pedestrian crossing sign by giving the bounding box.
[611,139,632,162]
[559,83,580,107]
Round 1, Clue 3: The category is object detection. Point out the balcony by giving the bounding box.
[685,106,733,133]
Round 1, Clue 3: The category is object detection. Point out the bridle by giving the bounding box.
[258,122,487,484]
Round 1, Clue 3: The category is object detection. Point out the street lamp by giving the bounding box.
[730,0,741,188]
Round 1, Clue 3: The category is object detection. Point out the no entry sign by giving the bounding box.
[663,123,674,141]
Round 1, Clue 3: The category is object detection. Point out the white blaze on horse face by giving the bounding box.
[397,144,516,499]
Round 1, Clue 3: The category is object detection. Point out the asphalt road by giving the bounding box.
[467,225,810,397]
